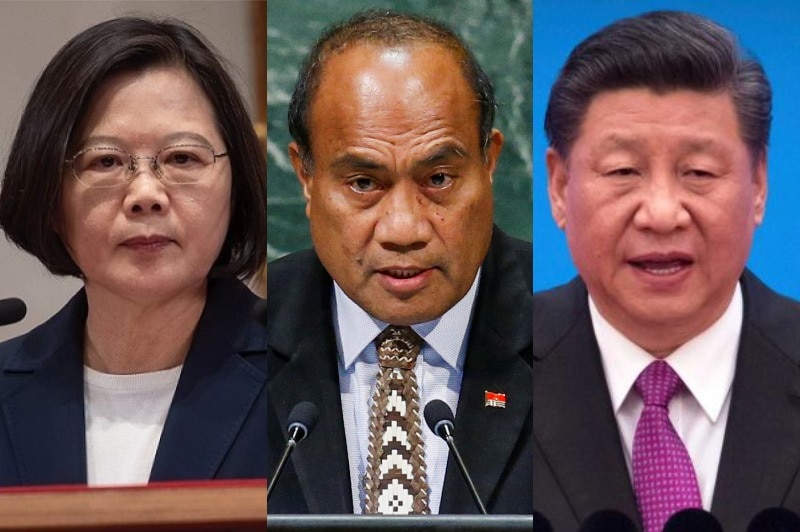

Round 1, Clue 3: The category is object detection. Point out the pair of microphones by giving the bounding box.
[578,507,800,531]
[577,509,716,531]
[267,399,488,514]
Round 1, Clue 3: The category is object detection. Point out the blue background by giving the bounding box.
[533,1,800,298]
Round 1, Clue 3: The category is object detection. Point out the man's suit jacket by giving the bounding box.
[266,227,532,514]
[532,271,800,531]
[0,277,267,485]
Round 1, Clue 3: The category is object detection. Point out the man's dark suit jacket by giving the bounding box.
[0,277,267,485]
[267,227,532,514]
[533,271,800,531]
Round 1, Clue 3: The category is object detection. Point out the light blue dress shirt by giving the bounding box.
[333,270,481,514]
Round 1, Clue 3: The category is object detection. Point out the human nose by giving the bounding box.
[374,182,433,251]
[122,156,170,215]
[632,175,691,233]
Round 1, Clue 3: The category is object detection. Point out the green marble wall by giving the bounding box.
[267,0,532,260]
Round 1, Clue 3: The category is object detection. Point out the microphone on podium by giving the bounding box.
[663,508,723,532]
[747,507,800,531]
[423,399,487,515]
[577,509,637,531]
[532,510,554,532]
[267,401,319,501]
[0,298,26,326]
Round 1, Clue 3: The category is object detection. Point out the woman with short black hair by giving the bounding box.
[0,17,266,486]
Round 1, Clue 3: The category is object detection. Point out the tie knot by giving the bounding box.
[634,361,682,407]
[375,326,422,370]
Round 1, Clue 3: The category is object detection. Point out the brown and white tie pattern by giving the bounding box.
[364,325,430,514]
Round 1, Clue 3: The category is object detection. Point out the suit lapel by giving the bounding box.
[268,331,352,513]
[532,279,639,527]
[446,327,531,512]
[1,291,87,485]
[267,254,352,513]
[441,229,533,513]
[712,272,800,529]
[150,279,266,480]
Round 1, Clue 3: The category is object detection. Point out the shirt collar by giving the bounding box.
[334,268,481,372]
[592,283,741,423]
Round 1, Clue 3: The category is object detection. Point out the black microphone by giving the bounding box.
[251,298,267,327]
[0,298,26,326]
[663,508,723,532]
[423,399,487,514]
[747,507,800,531]
[532,510,554,532]
[267,401,319,501]
[578,509,637,531]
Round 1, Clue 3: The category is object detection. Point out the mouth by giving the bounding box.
[628,253,694,276]
[121,235,174,250]
[380,268,426,279]
[374,266,434,295]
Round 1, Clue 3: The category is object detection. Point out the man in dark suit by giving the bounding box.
[534,10,800,532]
[267,11,532,515]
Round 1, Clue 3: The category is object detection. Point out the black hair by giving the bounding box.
[545,10,771,161]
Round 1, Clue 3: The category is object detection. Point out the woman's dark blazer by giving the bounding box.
[0,277,266,485]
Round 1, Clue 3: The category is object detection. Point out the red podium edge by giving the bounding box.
[0,478,266,530]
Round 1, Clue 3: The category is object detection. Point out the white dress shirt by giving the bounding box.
[591,283,742,509]
[334,270,481,514]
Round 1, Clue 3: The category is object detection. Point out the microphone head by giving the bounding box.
[578,509,637,532]
[286,401,319,442]
[0,298,26,326]
[532,510,553,532]
[747,507,800,531]
[424,399,455,439]
[663,508,722,532]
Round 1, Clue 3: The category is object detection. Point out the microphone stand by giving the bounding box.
[267,426,302,501]
[440,424,487,515]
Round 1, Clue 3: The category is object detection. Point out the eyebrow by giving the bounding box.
[330,143,468,173]
[595,133,729,156]
[79,131,215,149]
[680,138,729,156]
[330,153,386,171]
[416,144,467,170]
[594,134,641,153]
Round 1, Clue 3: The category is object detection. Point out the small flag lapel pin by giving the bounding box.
[485,391,506,408]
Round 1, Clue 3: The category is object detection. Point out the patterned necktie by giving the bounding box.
[632,360,702,532]
[364,325,430,514]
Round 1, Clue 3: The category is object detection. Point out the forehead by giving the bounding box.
[572,88,746,156]
[307,43,479,149]
[76,66,219,145]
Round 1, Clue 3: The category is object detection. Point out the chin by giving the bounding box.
[91,274,207,301]
[370,305,443,327]
[628,301,700,328]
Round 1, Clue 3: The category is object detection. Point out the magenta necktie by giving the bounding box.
[632,361,702,532]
